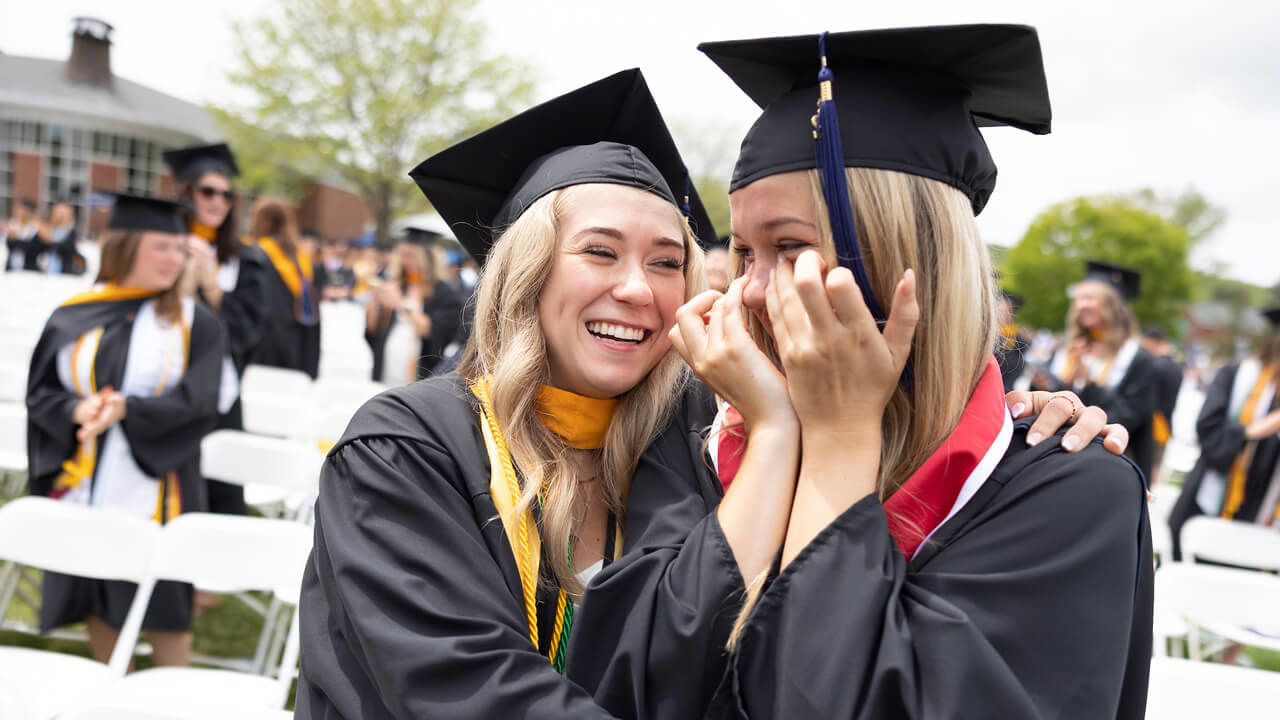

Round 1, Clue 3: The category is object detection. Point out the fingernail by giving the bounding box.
[1062,435,1080,452]
[1011,403,1027,418]
[1026,432,1043,446]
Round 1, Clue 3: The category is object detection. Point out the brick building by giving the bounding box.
[0,18,214,231]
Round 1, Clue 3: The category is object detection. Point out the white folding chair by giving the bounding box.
[201,429,324,518]
[0,401,27,475]
[0,497,160,719]
[87,513,313,716]
[240,364,313,399]
[1181,515,1280,571]
[1145,656,1280,718]
[0,361,27,404]
[1154,562,1280,660]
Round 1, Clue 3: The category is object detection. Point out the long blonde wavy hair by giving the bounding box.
[726,167,997,646]
[1065,280,1135,355]
[457,185,706,597]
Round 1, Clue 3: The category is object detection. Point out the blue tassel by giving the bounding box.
[680,170,692,217]
[811,32,912,386]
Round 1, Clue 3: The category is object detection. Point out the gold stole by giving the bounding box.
[256,237,313,301]
[1222,363,1276,519]
[469,378,622,661]
[1000,324,1019,351]
[53,290,192,523]
[191,222,218,242]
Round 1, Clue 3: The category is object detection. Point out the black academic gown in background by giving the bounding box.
[1041,347,1159,480]
[295,375,730,719]
[1168,362,1280,559]
[704,420,1153,720]
[26,296,226,631]
[250,255,321,379]
[198,242,270,514]
[365,280,465,382]
[1151,354,1184,423]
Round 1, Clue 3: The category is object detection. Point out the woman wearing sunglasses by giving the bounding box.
[163,143,269,517]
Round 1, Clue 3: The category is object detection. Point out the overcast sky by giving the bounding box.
[3,0,1277,286]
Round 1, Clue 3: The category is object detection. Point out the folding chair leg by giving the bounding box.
[252,596,284,674]
[264,604,293,677]
[0,561,19,620]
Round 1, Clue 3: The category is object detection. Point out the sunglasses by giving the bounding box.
[196,186,235,202]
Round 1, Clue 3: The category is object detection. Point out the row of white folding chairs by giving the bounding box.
[1146,655,1280,718]
[239,364,386,444]
[0,497,313,719]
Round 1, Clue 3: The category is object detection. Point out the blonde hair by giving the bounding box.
[1066,280,1134,355]
[386,241,437,301]
[457,185,706,597]
[727,167,997,646]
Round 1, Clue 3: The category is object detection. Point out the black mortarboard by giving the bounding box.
[1001,292,1025,314]
[699,25,1051,215]
[403,226,444,246]
[409,69,717,263]
[107,193,187,234]
[1263,307,1280,329]
[1084,260,1141,301]
[162,142,240,183]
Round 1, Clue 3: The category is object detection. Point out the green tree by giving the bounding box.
[692,175,730,241]
[1002,197,1193,335]
[211,0,535,245]
[1128,187,1226,246]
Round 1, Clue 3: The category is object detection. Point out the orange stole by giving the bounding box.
[1222,363,1276,518]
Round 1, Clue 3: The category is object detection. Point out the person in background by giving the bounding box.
[37,199,87,275]
[997,291,1031,391]
[247,197,322,378]
[320,238,356,301]
[364,236,463,383]
[163,142,269,526]
[1033,260,1158,479]
[1168,306,1280,558]
[25,193,226,667]
[5,198,43,272]
[1141,323,1184,482]
[703,235,732,294]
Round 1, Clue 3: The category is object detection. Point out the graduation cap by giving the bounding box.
[1083,260,1141,301]
[107,193,187,235]
[1263,307,1280,329]
[162,142,240,183]
[699,25,1051,213]
[403,226,445,246]
[409,68,717,263]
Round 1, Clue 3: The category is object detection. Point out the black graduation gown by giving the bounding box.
[250,255,321,379]
[703,421,1153,719]
[199,242,270,514]
[5,228,43,272]
[295,375,728,719]
[365,280,465,382]
[25,296,226,631]
[1151,354,1183,422]
[1168,362,1280,559]
[1039,347,1158,480]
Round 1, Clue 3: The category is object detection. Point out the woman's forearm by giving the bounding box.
[782,430,881,568]
[717,420,800,584]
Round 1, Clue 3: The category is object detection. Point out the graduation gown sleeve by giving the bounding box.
[25,339,83,494]
[1191,363,1247,473]
[566,381,744,720]
[295,387,616,719]
[418,281,464,377]
[120,304,225,478]
[709,434,1151,719]
[215,244,269,373]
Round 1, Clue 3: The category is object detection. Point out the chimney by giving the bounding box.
[66,17,114,89]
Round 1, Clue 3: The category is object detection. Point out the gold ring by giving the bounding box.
[1048,392,1083,422]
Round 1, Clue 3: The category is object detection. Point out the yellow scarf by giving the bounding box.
[1000,324,1019,351]
[470,378,622,664]
[537,385,618,450]
[191,222,218,242]
[256,237,314,300]
[1222,363,1276,518]
[60,284,160,307]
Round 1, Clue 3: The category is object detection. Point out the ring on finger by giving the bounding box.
[1047,392,1083,423]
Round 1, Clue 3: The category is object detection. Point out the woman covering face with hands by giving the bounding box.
[661,26,1153,720]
